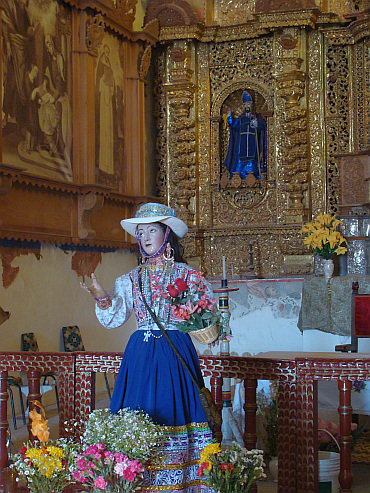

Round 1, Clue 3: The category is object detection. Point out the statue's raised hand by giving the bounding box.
[80,273,106,300]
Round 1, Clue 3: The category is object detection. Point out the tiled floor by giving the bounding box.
[5,394,370,493]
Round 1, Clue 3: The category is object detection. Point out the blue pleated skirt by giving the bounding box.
[110,328,207,426]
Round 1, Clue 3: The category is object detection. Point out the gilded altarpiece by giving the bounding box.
[152,2,370,279]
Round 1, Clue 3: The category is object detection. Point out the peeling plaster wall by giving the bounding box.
[1,244,138,409]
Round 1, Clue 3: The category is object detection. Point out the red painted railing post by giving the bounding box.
[243,378,257,450]
[0,371,9,468]
[338,379,353,493]
[210,376,223,443]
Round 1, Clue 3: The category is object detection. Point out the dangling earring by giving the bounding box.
[163,242,174,262]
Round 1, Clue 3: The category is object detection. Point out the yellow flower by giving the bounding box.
[200,443,221,470]
[25,446,64,479]
[336,246,347,255]
[327,231,341,249]
[301,213,347,257]
[46,445,65,459]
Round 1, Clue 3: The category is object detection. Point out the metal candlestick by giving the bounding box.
[214,276,239,444]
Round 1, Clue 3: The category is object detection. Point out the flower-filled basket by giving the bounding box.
[191,323,220,345]
[165,275,229,344]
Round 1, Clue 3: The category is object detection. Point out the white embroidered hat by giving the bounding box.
[120,203,188,238]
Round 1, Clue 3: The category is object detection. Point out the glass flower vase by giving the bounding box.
[322,259,334,280]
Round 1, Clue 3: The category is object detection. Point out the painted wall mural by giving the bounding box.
[1,0,73,181]
[95,36,125,188]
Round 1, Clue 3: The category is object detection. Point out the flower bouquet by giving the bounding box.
[11,401,77,493]
[165,275,228,343]
[301,213,347,260]
[73,407,165,493]
[197,442,266,493]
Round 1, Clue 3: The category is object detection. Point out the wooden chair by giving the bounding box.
[21,332,60,411]
[62,325,113,400]
[335,282,370,353]
[6,376,26,429]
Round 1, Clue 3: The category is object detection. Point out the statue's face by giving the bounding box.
[243,100,252,112]
[137,222,165,256]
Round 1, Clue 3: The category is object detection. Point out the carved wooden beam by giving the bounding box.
[0,176,12,196]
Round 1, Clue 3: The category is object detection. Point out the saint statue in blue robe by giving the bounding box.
[223,91,267,179]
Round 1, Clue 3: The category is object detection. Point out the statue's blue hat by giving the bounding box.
[242,91,252,102]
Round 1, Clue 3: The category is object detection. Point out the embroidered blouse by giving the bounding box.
[95,262,213,338]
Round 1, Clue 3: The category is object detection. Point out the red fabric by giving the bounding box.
[353,295,370,337]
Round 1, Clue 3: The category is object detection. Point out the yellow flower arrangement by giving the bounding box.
[301,213,347,260]
[11,401,77,493]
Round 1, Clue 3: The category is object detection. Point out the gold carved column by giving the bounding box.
[274,28,309,224]
[162,41,196,225]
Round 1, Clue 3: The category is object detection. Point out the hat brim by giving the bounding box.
[120,215,188,238]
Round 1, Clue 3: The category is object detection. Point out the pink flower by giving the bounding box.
[128,459,142,473]
[114,452,128,463]
[114,461,128,477]
[84,444,103,459]
[73,470,88,483]
[94,476,108,489]
[185,300,197,314]
[76,457,88,470]
[122,470,137,482]
[103,450,114,461]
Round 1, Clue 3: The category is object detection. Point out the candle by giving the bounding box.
[222,256,226,279]
[231,264,234,278]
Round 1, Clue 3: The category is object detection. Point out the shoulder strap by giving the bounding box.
[138,273,202,393]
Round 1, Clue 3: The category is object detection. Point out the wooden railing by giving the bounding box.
[1,351,369,493]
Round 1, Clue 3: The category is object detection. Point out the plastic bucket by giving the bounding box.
[319,451,340,493]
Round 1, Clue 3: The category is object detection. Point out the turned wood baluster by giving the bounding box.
[243,378,258,493]
[243,378,257,450]
[210,376,223,443]
[0,371,9,468]
[338,379,353,493]
[27,370,41,442]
